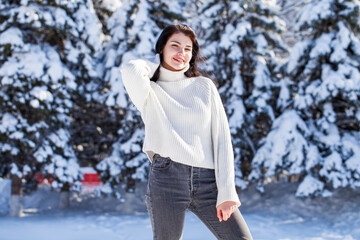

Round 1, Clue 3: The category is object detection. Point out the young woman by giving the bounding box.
[121,24,253,240]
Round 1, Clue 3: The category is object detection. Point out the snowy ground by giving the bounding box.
[0,211,358,240]
[0,180,359,240]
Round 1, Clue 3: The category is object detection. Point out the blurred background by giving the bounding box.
[0,0,359,239]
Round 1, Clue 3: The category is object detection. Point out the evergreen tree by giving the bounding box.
[0,0,102,214]
[198,0,288,189]
[250,0,360,196]
[96,0,192,197]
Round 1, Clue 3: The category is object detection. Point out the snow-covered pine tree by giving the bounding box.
[0,0,102,214]
[51,0,104,208]
[66,0,121,198]
[293,0,360,196]
[250,0,360,196]
[198,0,287,189]
[96,0,158,198]
[96,0,192,198]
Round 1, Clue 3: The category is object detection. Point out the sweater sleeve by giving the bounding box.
[210,83,241,208]
[120,59,158,112]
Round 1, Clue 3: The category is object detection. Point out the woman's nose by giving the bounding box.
[177,48,185,55]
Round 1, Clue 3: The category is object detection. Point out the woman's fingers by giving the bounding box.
[217,207,223,222]
[217,202,238,222]
[222,209,231,221]
[218,206,236,221]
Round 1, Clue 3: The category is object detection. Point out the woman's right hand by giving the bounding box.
[216,201,239,222]
[144,60,159,77]
[125,59,152,78]
[131,59,158,77]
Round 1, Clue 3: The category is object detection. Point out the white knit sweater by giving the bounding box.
[121,59,240,207]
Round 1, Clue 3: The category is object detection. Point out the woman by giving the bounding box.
[121,24,253,240]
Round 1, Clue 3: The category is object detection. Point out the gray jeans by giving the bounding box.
[145,154,253,240]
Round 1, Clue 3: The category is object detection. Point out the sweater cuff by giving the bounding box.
[216,186,241,208]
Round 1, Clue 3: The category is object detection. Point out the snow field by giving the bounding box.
[0,211,358,240]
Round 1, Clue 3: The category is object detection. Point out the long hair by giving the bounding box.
[150,24,201,82]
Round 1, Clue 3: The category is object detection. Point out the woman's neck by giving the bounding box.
[158,64,190,82]
[161,62,188,72]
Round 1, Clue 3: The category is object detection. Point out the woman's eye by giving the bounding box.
[185,48,192,52]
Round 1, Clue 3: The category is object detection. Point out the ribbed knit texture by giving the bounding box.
[121,59,240,207]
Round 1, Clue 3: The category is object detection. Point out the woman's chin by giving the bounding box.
[167,65,184,71]
[162,61,188,71]
[175,66,185,71]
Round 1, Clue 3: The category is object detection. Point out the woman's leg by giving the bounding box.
[146,154,191,240]
[188,167,253,240]
[191,206,253,240]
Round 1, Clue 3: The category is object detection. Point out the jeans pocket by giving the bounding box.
[152,154,172,170]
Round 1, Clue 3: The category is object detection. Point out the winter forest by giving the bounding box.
[1,0,360,218]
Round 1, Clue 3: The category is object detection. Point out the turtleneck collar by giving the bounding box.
[158,65,190,82]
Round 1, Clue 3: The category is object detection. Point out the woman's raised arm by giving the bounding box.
[120,59,158,112]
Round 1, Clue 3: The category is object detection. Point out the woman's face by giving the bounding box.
[162,32,193,71]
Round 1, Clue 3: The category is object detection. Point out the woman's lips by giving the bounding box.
[173,57,184,63]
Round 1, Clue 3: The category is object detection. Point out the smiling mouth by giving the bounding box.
[173,57,184,64]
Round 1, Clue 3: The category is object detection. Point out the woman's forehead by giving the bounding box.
[168,32,192,47]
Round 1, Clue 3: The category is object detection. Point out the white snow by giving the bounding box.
[343,134,360,174]
[253,56,272,89]
[34,144,53,163]
[74,1,103,52]
[277,79,290,110]
[0,182,359,240]
[0,211,356,240]
[10,163,23,178]
[295,0,333,30]
[100,0,123,12]
[9,131,24,139]
[296,174,324,197]
[287,40,311,73]
[255,34,268,54]
[310,33,332,58]
[0,27,24,47]
[250,110,310,178]
[220,21,251,49]
[0,179,11,215]
[0,113,18,133]
[228,93,245,134]
[30,86,54,103]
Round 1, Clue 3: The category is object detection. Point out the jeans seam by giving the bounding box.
[190,166,193,194]
[146,177,158,239]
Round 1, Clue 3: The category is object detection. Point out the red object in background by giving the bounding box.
[82,172,102,183]
[35,173,54,184]
[35,167,102,193]
[79,167,103,193]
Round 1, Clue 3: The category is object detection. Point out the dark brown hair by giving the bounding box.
[150,24,201,82]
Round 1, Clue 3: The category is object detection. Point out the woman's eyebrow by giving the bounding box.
[170,40,192,48]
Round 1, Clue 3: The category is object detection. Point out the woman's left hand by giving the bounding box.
[216,201,238,222]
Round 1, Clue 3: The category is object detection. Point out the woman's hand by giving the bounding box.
[216,201,238,222]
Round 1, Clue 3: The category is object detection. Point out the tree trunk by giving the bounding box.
[58,186,70,209]
[10,174,23,217]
